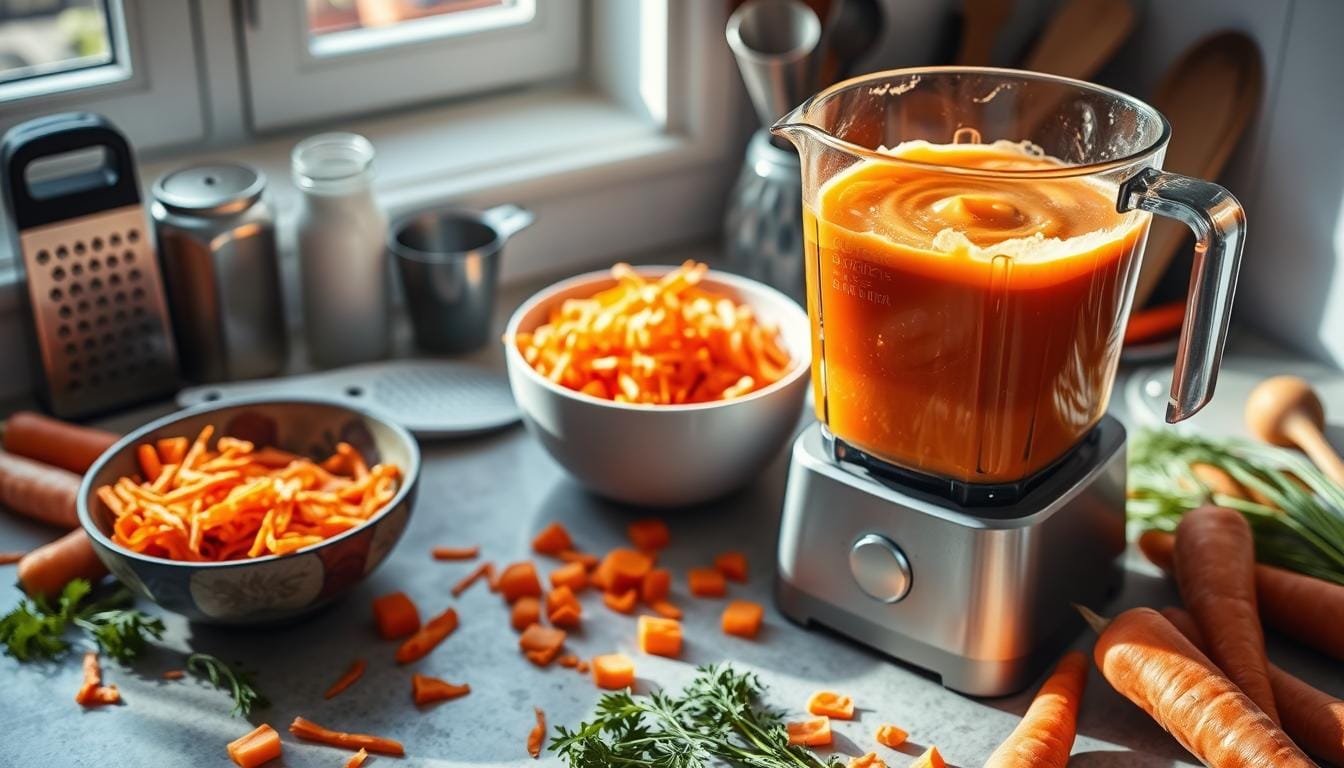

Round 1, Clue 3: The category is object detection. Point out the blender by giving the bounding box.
[772,68,1245,696]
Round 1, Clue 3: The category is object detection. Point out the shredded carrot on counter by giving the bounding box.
[527,707,546,759]
[546,585,583,628]
[411,674,471,705]
[343,748,368,768]
[602,589,638,614]
[626,518,670,551]
[288,716,404,756]
[95,427,401,563]
[714,551,748,582]
[75,651,120,707]
[557,654,580,668]
[557,549,599,570]
[650,599,682,620]
[637,615,682,658]
[807,690,855,720]
[875,724,908,749]
[431,545,479,561]
[451,561,495,597]
[531,522,574,555]
[592,653,635,690]
[371,592,420,640]
[324,658,367,699]
[721,600,764,639]
[850,753,888,768]
[511,261,795,404]
[395,607,458,664]
[498,561,543,603]
[519,624,566,667]
[549,561,588,592]
[511,596,542,632]
[161,669,186,680]
[641,569,671,603]
[786,716,832,746]
[227,723,282,768]
[688,567,727,597]
[0,551,26,565]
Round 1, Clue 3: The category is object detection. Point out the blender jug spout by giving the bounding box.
[769,106,822,152]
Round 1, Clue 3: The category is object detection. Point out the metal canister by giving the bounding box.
[151,162,287,383]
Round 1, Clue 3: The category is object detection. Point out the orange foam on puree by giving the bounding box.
[804,140,1148,484]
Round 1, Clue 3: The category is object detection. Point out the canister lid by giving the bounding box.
[152,162,266,216]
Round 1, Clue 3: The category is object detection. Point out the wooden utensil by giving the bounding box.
[1022,0,1135,80]
[1133,31,1262,309]
[1245,375,1344,486]
[955,0,1013,66]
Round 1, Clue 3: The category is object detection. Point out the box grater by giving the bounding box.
[1,113,178,419]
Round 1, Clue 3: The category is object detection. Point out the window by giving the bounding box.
[242,0,582,131]
[0,0,123,102]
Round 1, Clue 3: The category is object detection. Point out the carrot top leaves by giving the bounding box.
[0,578,164,663]
[186,652,268,717]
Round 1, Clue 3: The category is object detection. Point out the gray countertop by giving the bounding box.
[2,249,1343,767]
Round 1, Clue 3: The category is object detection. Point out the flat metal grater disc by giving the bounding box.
[176,360,520,438]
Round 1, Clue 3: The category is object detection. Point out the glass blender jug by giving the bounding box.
[773,68,1244,497]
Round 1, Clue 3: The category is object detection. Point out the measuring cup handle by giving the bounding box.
[482,203,535,241]
[1120,167,1246,423]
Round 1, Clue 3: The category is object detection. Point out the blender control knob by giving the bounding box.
[849,534,912,603]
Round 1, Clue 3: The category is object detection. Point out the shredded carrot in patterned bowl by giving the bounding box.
[94,425,401,563]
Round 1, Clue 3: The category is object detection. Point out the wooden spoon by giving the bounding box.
[1022,0,1135,80]
[1245,375,1344,486]
[1133,31,1263,309]
[955,0,1013,66]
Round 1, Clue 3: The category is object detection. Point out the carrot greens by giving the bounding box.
[0,578,163,662]
[187,653,268,717]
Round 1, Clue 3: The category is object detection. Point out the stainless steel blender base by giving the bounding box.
[775,419,1127,697]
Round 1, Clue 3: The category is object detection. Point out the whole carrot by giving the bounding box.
[17,529,107,598]
[1174,505,1279,723]
[1082,606,1313,767]
[1163,606,1344,766]
[1141,529,1344,660]
[0,450,81,528]
[2,411,117,474]
[983,651,1088,768]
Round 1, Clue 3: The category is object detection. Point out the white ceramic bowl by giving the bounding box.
[504,266,811,507]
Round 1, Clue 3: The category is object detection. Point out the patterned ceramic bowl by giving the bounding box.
[77,397,420,625]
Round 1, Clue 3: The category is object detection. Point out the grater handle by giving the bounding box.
[1,112,141,230]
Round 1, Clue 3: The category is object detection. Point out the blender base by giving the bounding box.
[775,419,1127,697]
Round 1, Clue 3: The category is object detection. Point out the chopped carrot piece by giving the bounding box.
[549,561,588,592]
[910,746,946,768]
[576,659,590,674]
[714,551,748,582]
[137,443,163,482]
[75,651,119,706]
[451,561,495,597]
[594,548,654,593]
[157,436,188,465]
[603,589,638,614]
[875,724,908,749]
[431,545,479,560]
[324,658,367,699]
[395,606,458,664]
[688,567,726,597]
[227,723,283,768]
[532,522,573,555]
[161,669,185,680]
[637,614,682,657]
[558,549,600,570]
[344,748,368,768]
[527,707,546,759]
[850,753,887,768]
[626,518,670,551]
[721,600,764,639]
[641,568,671,603]
[86,685,121,705]
[650,599,682,619]
[558,654,580,668]
[372,591,420,640]
[289,716,404,756]
[511,596,542,632]
[592,653,635,690]
[546,585,583,628]
[807,690,855,720]
[498,561,543,603]
[786,716,832,746]
[411,673,471,705]
[519,624,567,666]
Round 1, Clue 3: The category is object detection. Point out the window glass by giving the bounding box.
[0,0,114,86]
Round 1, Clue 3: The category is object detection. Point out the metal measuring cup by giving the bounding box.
[389,203,534,354]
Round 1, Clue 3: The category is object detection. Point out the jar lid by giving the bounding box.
[153,162,266,216]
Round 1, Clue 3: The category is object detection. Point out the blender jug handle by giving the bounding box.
[1119,167,1246,423]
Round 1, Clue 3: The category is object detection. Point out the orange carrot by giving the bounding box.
[343,748,368,768]
[1083,606,1312,766]
[650,599,682,619]
[1142,528,1344,660]
[592,652,635,690]
[558,654,580,668]
[519,624,566,666]
[1163,606,1344,766]
[714,551,748,583]
[511,596,542,632]
[162,669,185,680]
[431,545,479,561]
[910,746,947,768]
[641,568,671,603]
[850,753,887,768]
[1124,299,1187,345]
[1174,505,1278,723]
[602,589,638,614]
[983,651,1087,768]
[557,549,599,570]
[226,723,283,768]
[0,551,24,564]
[156,436,188,466]
[395,607,458,664]
[371,592,420,640]
[288,716,405,756]
[0,450,81,528]
[721,600,764,639]
[498,561,543,603]
[786,716,832,746]
[593,548,654,593]
[532,522,573,555]
[324,658,367,699]
[527,707,546,759]
[546,585,583,628]
[2,411,117,474]
[576,659,590,674]
[626,518,670,551]
[18,529,107,598]
[75,651,101,705]
[875,724,908,749]
[549,561,588,592]
[807,691,854,720]
[411,674,470,705]
[451,561,496,597]
[636,615,681,657]
[135,443,163,482]
[688,567,726,597]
